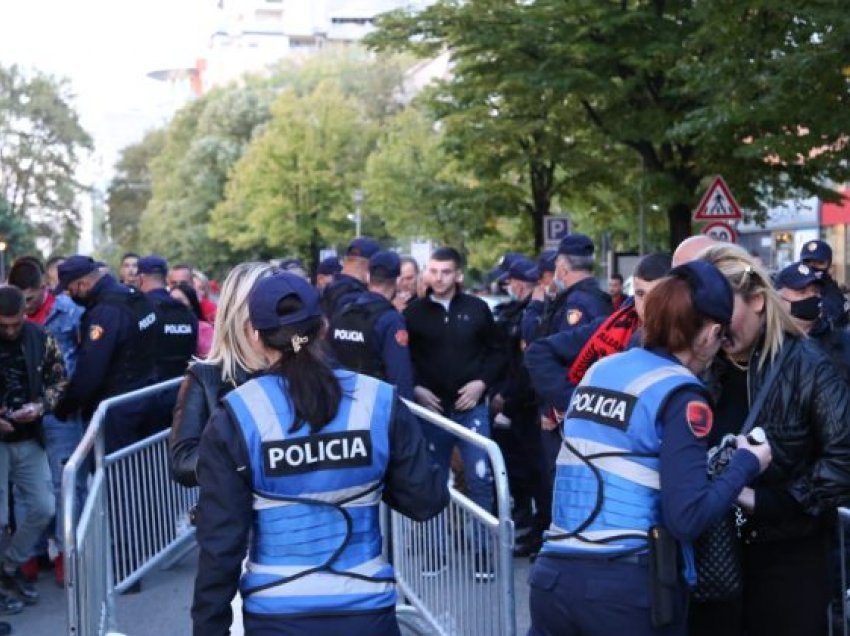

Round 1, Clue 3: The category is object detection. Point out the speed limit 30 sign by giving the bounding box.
[701,221,738,243]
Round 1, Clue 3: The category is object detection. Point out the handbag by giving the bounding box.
[691,345,790,602]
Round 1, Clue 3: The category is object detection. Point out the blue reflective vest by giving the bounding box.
[542,348,702,559]
[225,370,396,617]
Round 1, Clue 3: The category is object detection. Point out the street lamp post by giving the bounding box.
[352,189,364,236]
[0,240,7,283]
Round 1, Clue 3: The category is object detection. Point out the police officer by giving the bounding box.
[775,261,850,377]
[191,272,448,636]
[528,261,771,636]
[800,239,849,328]
[52,255,158,452]
[137,255,197,381]
[328,250,414,399]
[316,255,342,291]
[321,237,381,316]
[522,234,612,342]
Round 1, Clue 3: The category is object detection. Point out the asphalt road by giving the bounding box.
[10,551,533,635]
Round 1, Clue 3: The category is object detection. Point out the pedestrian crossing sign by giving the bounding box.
[693,176,743,221]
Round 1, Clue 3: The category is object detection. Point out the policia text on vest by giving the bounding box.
[263,430,372,476]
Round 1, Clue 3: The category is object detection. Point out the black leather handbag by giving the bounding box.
[691,346,789,602]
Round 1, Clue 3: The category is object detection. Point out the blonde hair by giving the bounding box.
[206,262,277,384]
[698,244,804,369]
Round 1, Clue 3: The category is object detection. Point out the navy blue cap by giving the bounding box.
[775,261,819,290]
[56,255,100,292]
[669,260,734,325]
[489,252,527,283]
[538,249,557,273]
[317,256,342,276]
[137,255,168,276]
[346,237,381,259]
[369,250,401,278]
[507,256,539,283]
[800,240,832,265]
[249,272,321,330]
[277,257,306,272]
[558,233,594,257]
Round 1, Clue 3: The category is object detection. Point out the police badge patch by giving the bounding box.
[89,325,104,341]
[686,401,713,439]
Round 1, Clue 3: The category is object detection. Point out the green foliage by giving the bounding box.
[0,64,92,246]
[210,81,374,267]
[0,196,36,264]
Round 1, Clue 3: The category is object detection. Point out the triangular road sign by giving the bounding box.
[693,176,743,221]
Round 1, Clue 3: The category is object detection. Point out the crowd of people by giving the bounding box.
[0,233,848,636]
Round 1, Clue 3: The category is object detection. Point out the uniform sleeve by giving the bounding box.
[382,398,449,521]
[521,300,545,343]
[191,406,252,636]
[55,305,125,416]
[659,388,760,542]
[377,312,415,401]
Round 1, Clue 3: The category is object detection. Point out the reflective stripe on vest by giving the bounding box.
[225,370,396,616]
[542,348,702,558]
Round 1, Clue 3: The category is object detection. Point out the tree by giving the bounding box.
[370,1,850,249]
[105,128,166,252]
[0,64,93,241]
[209,81,374,268]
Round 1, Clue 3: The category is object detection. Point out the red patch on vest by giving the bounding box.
[686,401,713,439]
[395,329,409,347]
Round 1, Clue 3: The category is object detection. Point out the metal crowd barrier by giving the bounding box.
[62,379,196,636]
[834,507,850,636]
[388,399,516,636]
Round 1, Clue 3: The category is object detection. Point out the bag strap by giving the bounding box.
[739,339,793,436]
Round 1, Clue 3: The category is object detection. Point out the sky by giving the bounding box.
[0,0,218,180]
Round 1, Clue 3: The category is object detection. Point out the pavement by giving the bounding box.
[8,551,533,635]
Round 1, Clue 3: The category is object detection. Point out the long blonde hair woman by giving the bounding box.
[169,262,277,487]
[688,244,850,636]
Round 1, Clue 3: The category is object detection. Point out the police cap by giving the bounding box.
[137,255,168,277]
[775,262,819,290]
[507,256,539,283]
[369,250,401,279]
[558,234,594,258]
[346,237,381,259]
[669,260,733,325]
[538,249,557,273]
[56,255,100,292]
[249,272,321,330]
[800,240,832,264]
[317,256,342,276]
[490,252,527,283]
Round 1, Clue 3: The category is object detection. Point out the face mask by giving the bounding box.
[788,296,821,321]
[553,278,566,292]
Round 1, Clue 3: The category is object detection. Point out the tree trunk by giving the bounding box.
[529,161,554,252]
[667,202,693,252]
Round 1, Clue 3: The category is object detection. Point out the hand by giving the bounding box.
[393,292,411,312]
[735,434,772,474]
[541,415,558,431]
[11,402,42,424]
[454,380,486,411]
[414,386,443,414]
[736,487,756,513]
[0,418,13,435]
[531,285,546,302]
[490,393,505,416]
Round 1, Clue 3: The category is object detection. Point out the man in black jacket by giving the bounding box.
[404,247,506,577]
[0,286,66,610]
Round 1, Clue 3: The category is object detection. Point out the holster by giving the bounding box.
[648,525,680,628]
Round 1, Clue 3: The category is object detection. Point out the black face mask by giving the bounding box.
[788,296,821,321]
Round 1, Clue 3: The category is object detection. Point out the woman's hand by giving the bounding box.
[735,434,772,473]
[736,487,756,513]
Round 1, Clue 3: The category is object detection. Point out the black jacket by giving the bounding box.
[169,362,249,487]
[707,336,850,542]
[404,291,506,413]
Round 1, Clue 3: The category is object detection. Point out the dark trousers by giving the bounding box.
[243,607,401,636]
[528,556,687,636]
[688,532,832,636]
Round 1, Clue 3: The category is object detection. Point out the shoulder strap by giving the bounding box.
[739,340,793,436]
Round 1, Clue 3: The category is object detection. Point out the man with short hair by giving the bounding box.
[0,285,66,609]
[800,239,849,328]
[321,237,380,316]
[167,263,193,290]
[329,251,414,399]
[608,273,627,310]
[137,256,197,382]
[52,255,159,452]
[8,257,84,586]
[119,253,139,288]
[394,256,420,311]
[404,246,506,577]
